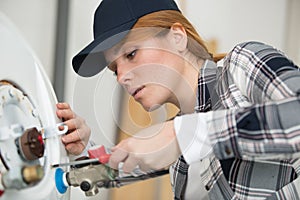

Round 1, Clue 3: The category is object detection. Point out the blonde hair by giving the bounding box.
[133,10,225,62]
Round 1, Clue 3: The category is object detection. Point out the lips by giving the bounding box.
[129,86,145,98]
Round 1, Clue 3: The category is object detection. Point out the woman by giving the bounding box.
[65,0,300,199]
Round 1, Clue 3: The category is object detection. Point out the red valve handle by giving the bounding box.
[88,145,111,164]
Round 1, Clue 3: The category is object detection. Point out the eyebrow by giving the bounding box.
[114,44,124,55]
[105,43,126,65]
[104,48,120,67]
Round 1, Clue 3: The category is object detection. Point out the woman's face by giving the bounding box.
[104,29,186,111]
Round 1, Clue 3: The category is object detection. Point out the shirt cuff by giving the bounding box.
[174,113,213,164]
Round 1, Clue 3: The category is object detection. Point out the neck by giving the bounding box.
[170,54,205,114]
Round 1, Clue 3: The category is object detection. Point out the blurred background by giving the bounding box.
[0,0,299,199]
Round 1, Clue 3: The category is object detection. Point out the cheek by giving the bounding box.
[134,64,181,93]
[147,50,184,79]
[139,49,172,65]
[140,85,173,108]
[133,49,183,95]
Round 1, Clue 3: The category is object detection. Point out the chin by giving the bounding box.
[141,103,162,112]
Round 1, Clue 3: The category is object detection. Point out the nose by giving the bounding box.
[117,68,134,86]
[115,61,134,86]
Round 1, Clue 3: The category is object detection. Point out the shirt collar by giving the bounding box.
[195,59,218,112]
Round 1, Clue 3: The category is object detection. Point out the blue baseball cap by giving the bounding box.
[72,0,180,77]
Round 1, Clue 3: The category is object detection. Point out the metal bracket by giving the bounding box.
[43,122,68,139]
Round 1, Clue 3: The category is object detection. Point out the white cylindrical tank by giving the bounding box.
[0,12,70,200]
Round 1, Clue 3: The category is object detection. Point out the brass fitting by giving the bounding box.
[66,164,117,196]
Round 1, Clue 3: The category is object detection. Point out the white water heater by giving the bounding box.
[0,12,70,200]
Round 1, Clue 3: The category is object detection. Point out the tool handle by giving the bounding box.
[88,145,111,164]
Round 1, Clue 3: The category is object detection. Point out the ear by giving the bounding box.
[168,23,188,52]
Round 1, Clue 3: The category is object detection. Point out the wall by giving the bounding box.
[285,0,300,65]
[179,0,299,66]
[181,0,287,53]
[0,0,56,81]
[0,0,299,200]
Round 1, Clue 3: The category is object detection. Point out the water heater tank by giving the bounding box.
[0,12,70,200]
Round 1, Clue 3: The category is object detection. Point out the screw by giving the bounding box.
[80,181,91,192]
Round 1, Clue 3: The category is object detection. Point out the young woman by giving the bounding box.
[61,0,300,199]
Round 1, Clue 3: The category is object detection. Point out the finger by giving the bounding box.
[56,109,75,120]
[56,102,71,109]
[122,155,139,173]
[109,148,128,169]
[58,124,68,131]
[61,129,81,144]
[65,142,85,155]
[62,116,88,135]
[138,154,162,172]
[111,143,123,152]
[138,162,151,173]
[62,118,80,131]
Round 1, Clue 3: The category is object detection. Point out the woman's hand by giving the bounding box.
[56,102,91,155]
[109,120,181,173]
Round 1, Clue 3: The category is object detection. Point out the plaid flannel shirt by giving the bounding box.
[171,41,300,200]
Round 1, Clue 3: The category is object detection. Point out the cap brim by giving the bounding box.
[72,19,137,77]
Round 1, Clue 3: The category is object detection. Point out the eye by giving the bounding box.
[126,49,137,60]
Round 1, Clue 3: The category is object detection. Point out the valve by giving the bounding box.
[55,164,118,196]
[16,127,44,161]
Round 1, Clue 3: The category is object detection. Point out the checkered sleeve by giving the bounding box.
[210,96,300,160]
[211,41,300,160]
[236,96,300,159]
